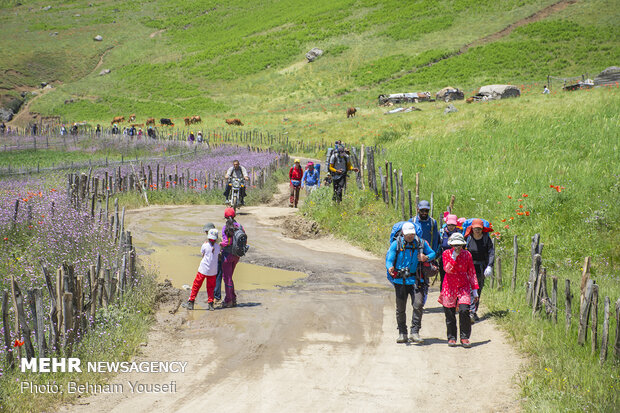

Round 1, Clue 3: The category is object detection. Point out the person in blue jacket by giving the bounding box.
[301,161,320,195]
[413,200,440,255]
[386,221,436,344]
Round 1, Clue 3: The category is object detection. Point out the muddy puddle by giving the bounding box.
[125,206,307,290]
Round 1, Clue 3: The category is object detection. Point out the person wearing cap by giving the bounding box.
[289,159,303,207]
[186,225,222,311]
[301,161,320,196]
[201,222,225,304]
[386,221,436,344]
[328,144,358,203]
[465,218,495,322]
[439,232,479,348]
[197,131,203,143]
[220,207,244,307]
[439,214,460,288]
[224,160,250,205]
[414,200,440,255]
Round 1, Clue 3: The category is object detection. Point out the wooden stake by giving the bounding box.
[591,284,599,355]
[1,291,14,369]
[600,296,610,363]
[577,279,594,345]
[565,279,572,334]
[512,235,518,291]
[580,256,591,307]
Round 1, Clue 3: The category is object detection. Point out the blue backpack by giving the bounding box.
[461,218,492,235]
[389,220,423,244]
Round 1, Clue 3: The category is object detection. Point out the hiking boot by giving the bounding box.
[473,313,480,322]
[208,302,215,311]
[396,333,408,344]
[461,339,472,348]
[409,332,424,344]
[185,301,194,311]
[221,301,234,308]
[448,339,457,347]
[232,300,238,307]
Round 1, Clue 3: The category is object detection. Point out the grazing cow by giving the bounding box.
[184,117,191,126]
[225,118,243,126]
[160,118,174,126]
[111,116,125,125]
[128,114,136,122]
[466,97,474,104]
[346,107,357,118]
[146,117,155,126]
[191,115,202,124]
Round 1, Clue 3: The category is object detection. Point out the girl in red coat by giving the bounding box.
[289,159,303,207]
[439,232,479,348]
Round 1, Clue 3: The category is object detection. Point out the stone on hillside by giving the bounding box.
[50,32,58,36]
[42,5,52,11]
[41,82,48,87]
[444,104,458,115]
[0,108,14,122]
[99,69,111,76]
[31,91,38,96]
[44,84,53,90]
[94,35,103,41]
[306,48,323,62]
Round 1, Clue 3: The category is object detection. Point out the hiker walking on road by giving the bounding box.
[414,200,440,282]
[289,159,303,207]
[329,145,358,203]
[301,161,320,196]
[439,214,460,288]
[465,219,495,322]
[439,232,479,348]
[220,207,245,308]
[386,221,436,344]
[186,227,221,311]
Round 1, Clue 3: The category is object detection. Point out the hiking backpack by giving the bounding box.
[231,226,249,257]
[389,220,424,267]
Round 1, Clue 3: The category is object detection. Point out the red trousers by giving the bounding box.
[189,272,217,303]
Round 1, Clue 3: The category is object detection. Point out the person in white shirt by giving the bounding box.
[186,227,221,311]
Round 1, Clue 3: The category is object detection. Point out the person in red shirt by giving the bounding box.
[289,159,303,208]
[439,232,479,348]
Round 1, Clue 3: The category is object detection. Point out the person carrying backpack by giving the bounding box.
[289,159,303,208]
[439,214,460,288]
[301,161,320,195]
[439,232,479,348]
[413,200,440,280]
[464,219,495,322]
[386,221,436,344]
[220,207,247,308]
[329,145,358,203]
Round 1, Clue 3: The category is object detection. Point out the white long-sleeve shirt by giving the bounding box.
[198,241,220,276]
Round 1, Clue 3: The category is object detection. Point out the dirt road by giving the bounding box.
[60,188,523,412]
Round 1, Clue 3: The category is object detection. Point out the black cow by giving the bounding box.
[160,118,174,126]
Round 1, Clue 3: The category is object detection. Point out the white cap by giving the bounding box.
[207,228,219,240]
[402,222,416,236]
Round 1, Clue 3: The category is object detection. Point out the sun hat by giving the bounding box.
[448,232,467,246]
[207,228,219,240]
[471,218,484,229]
[294,158,300,163]
[402,222,417,236]
[446,214,458,226]
[307,161,314,166]
[224,207,236,218]
[418,200,431,211]
[203,222,216,232]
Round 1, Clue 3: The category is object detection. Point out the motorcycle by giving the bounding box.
[227,177,244,211]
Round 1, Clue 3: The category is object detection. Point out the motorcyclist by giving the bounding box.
[223,159,250,205]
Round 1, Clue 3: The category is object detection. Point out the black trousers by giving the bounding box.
[332,175,346,202]
[394,283,426,335]
[471,262,485,313]
[444,304,471,340]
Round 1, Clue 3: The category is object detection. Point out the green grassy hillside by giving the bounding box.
[0,0,617,124]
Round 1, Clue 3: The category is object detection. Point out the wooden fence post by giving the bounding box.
[565,279,572,333]
[40,263,59,352]
[512,235,518,291]
[33,288,48,356]
[551,276,558,324]
[591,285,599,355]
[614,298,620,358]
[599,296,610,363]
[1,291,14,370]
[527,254,542,307]
[577,279,594,345]
[408,190,413,219]
[580,257,591,307]
[13,280,35,360]
[496,257,502,289]
[63,292,73,356]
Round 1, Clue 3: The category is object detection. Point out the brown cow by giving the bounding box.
[346,107,357,118]
[128,114,136,122]
[111,116,125,125]
[191,115,202,124]
[466,97,474,104]
[184,117,191,126]
[146,117,155,126]
[225,118,243,126]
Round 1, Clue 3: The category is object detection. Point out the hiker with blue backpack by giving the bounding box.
[386,221,436,344]
[220,207,249,308]
[439,214,461,288]
[413,200,440,280]
[463,218,495,322]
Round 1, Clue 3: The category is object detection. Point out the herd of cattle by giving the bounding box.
[110,115,244,127]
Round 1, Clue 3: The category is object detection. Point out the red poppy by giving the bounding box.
[519,204,524,208]
[518,198,523,202]
[507,195,512,199]
[504,225,510,229]
[501,219,506,222]
[14,339,24,347]
[525,211,530,216]
[510,217,514,220]
[517,212,524,216]
[3,237,7,241]
[523,194,528,197]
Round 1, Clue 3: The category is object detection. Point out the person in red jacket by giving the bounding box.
[289,159,303,208]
